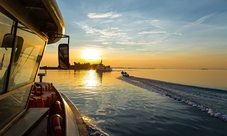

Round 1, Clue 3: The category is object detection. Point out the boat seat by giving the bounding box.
[29,91,56,107]
[32,86,45,95]
[32,82,52,95]
[40,91,56,106]
[40,82,52,90]
[27,96,44,109]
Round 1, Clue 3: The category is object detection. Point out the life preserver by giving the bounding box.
[51,114,63,136]
[55,101,63,115]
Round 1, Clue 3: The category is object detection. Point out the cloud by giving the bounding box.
[152,13,212,44]
[107,46,114,50]
[116,41,155,45]
[194,14,214,25]
[152,20,159,22]
[138,31,168,35]
[102,42,112,45]
[0,21,11,27]
[80,24,122,36]
[77,23,130,41]
[176,13,215,33]
[135,48,151,51]
[87,12,121,19]
[173,33,182,36]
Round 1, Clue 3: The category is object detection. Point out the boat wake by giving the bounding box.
[118,76,227,122]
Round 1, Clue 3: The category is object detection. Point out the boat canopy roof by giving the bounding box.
[0,0,65,44]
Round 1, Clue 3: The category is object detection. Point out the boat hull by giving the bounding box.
[96,66,112,72]
[3,82,88,136]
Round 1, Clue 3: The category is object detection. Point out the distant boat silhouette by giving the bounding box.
[200,68,209,70]
[121,71,129,77]
[96,60,112,72]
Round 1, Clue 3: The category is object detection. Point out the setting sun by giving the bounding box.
[82,49,100,61]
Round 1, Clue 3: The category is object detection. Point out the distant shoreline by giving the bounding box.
[40,66,96,70]
[39,66,227,70]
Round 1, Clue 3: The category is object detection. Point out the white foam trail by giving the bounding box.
[118,76,227,122]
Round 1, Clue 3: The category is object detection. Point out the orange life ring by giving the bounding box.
[51,114,63,136]
[55,101,63,115]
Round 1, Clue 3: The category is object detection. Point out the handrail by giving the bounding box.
[0,82,33,100]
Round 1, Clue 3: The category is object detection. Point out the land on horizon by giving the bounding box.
[40,65,227,70]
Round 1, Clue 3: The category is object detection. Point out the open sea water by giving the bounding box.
[38,69,227,136]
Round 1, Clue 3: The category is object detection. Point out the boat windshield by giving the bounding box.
[0,10,46,131]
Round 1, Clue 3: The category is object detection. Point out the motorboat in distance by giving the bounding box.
[121,71,130,77]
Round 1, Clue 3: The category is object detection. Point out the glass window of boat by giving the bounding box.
[0,10,46,132]
[0,11,14,93]
[0,87,31,131]
[0,10,28,132]
[7,23,45,91]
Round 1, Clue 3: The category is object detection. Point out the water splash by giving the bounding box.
[118,76,227,122]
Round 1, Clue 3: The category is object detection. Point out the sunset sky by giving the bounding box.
[41,0,227,69]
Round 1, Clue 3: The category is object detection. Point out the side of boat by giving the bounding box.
[96,65,112,72]
[96,60,112,72]
[3,78,88,136]
[0,0,89,135]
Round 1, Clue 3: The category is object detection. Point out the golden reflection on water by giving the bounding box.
[82,70,102,87]
[38,69,227,90]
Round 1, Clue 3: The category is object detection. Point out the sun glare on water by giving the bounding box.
[82,49,100,61]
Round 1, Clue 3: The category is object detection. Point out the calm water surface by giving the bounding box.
[118,69,227,90]
[38,69,227,136]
